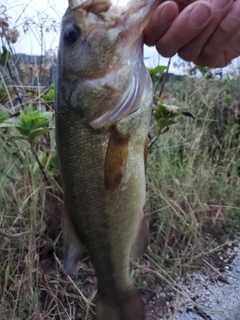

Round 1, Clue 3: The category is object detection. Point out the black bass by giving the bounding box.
[56,0,161,319]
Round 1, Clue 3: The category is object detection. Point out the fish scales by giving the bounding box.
[57,89,151,291]
[56,0,162,319]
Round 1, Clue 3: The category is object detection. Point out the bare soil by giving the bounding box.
[143,240,240,320]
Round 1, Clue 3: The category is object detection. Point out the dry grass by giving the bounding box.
[146,71,240,265]
[1,2,240,319]
[1,70,240,319]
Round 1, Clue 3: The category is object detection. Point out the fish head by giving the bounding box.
[58,0,161,127]
[59,0,161,78]
[59,0,124,78]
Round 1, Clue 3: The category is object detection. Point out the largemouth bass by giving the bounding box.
[56,0,162,319]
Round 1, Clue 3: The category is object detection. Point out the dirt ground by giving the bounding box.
[144,241,240,320]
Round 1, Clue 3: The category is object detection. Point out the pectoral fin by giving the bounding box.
[62,207,85,274]
[104,126,130,192]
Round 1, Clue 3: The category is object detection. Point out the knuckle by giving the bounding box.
[156,41,175,57]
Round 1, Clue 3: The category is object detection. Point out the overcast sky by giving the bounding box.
[2,0,239,75]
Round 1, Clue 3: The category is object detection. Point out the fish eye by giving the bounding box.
[63,24,81,44]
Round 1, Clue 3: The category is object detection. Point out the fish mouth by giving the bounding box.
[68,0,147,14]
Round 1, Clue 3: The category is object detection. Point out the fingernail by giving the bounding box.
[190,4,212,28]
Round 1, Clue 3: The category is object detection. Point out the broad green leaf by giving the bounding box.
[148,65,167,83]
[21,109,41,119]
[20,114,49,131]
[0,118,20,128]
[8,135,29,142]
[153,99,180,131]
[28,128,50,140]
[43,89,55,102]
[41,111,53,122]
[157,119,176,130]
[19,110,51,135]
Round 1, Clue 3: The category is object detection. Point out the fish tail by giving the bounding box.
[96,287,145,320]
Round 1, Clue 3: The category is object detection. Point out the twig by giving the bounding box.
[203,259,230,285]
[30,141,52,187]
[154,57,172,102]
[148,127,169,151]
[0,229,31,238]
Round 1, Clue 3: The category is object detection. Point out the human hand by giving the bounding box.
[144,0,240,68]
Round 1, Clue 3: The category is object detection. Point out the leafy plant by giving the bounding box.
[153,97,179,132]
[0,108,53,142]
[43,88,55,103]
[0,107,54,187]
[148,65,167,83]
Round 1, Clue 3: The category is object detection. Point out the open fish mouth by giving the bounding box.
[69,0,112,13]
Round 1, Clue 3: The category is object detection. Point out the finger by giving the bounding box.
[196,30,240,68]
[194,0,240,67]
[144,1,179,46]
[155,1,212,57]
[179,0,234,62]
